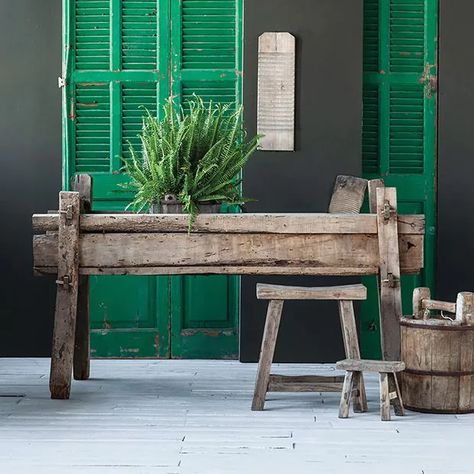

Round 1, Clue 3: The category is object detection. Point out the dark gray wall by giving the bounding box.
[2,0,472,360]
[0,1,62,356]
[437,0,474,302]
[241,0,363,362]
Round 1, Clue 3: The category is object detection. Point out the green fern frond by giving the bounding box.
[120,95,261,219]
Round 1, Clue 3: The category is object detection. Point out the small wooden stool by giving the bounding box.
[336,359,405,421]
[252,283,368,411]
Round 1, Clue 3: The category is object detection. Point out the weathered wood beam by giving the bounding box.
[33,265,381,277]
[33,232,424,274]
[72,175,92,382]
[32,213,425,235]
[376,187,403,361]
[49,192,81,400]
[422,299,457,314]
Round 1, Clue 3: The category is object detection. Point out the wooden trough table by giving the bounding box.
[32,180,424,399]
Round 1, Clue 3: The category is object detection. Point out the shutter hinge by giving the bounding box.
[58,76,67,88]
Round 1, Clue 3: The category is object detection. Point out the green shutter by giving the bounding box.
[361,0,438,358]
[64,0,169,359]
[63,0,241,359]
[169,0,242,358]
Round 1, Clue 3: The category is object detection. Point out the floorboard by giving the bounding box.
[0,359,472,473]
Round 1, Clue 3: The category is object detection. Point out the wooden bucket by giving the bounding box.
[400,317,474,414]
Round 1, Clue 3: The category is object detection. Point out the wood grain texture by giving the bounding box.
[401,317,474,413]
[336,359,405,373]
[412,287,431,319]
[328,176,368,214]
[422,298,456,314]
[266,375,345,393]
[456,292,474,325]
[49,192,81,400]
[338,301,368,412]
[368,179,385,215]
[32,212,425,235]
[33,232,424,274]
[256,283,367,301]
[376,187,402,361]
[257,32,295,151]
[351,371,368,413]
[388,372,405,416]
[72,175,92,382]
[251,300,284,411]
[379,372,391,421]
[338,371,354,419]
[267,381,344,393]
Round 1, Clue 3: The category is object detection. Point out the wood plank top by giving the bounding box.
[32,212,425,235]
[336,359,406,373]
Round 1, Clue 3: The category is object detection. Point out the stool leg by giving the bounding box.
[338,371,354,418]
[352,371,368,413]
[388,372,405,416]
[379,372,391,421]
[338,301,368,412]
[252,300,284,411]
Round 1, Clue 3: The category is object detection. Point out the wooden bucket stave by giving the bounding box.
[400,317,474,414]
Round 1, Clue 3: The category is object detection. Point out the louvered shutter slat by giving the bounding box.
[74,84,111,172]
[182,0,236,70]
[362,85,379,174]
[74,0,110,70]
[389,84,424,173]
[363,0,379,72]
[390,0,425,73]
[122,0,158,70]
[122,83,158,160]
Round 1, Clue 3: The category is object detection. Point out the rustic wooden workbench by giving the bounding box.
[32,177,424,399]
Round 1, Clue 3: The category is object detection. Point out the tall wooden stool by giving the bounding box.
[336,359,405,421]
[252,283,368,411]
[252,175,373,411]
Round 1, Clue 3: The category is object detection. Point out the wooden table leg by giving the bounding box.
[49,192,80,399]
[72,174,92,381]
[252,300,284,411]
[376,187,402,361]
[338,300,368,412]
[74,275,90,380]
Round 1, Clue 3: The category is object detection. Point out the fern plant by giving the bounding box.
[122,96,260,221]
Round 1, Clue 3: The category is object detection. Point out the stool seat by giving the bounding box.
[256,283,367,301]
[336,359,405,373]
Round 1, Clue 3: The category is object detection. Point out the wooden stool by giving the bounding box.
[252,283,368,411]
[336,359,405,421]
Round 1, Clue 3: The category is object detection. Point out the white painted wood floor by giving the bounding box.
[1,359,473,474]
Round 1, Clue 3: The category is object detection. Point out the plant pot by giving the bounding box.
[151,194,221,214]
